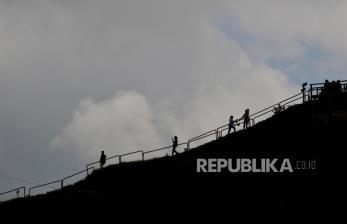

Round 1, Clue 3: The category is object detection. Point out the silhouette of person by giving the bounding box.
[323,79,330,95]
[100,151,107,168]
[240,109,250,129]
[331,81,338,95]
[301,82,307,102]
[228,115,236,134]
[172,136,178,156]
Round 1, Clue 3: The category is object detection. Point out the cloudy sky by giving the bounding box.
[0,0,346,194]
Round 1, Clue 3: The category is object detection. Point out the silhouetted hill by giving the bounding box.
[1,93,347,223]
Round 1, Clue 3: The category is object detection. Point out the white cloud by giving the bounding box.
[51,23,297,160]
[50,91,165,160]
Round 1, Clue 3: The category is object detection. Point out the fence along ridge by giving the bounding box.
[2,81,346,199]
[0,90,309,199]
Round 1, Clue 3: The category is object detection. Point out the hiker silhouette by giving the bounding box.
[323,79,330,95]
[100,151,107,168]
[172,136,178,156]
[301,82,307,102]
[228,115,236,134]
[240,109,250,129]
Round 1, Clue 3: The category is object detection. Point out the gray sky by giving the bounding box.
[1,1,346,194]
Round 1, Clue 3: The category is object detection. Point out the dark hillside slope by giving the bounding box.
[1,97,347,222]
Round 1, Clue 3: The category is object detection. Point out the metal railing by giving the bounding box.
[86,154,120,175]
[29,180,61,196]
[61,167,95,188]
[143,142,187,159]
[86,150,143,174]
[84,89,311,169]
[216,91,307,138]
[187,129,218,150]
[309,80,347,100]
[216,119,246,139]
[28,167,94,196]
[143,145,172,159]
[0,186,26,201]
[83,81,346,171]
[119,150,144,163]
[3,81,346,201]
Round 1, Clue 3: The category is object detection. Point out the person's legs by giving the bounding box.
[244,119,249,129]
[173,146,178,155]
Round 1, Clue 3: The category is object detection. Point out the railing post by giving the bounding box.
[119,156,122,163]
[141,150,144,161]
[61,180,64,189]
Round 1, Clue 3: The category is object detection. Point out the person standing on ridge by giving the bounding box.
[323,79,330,95]
[100,151,107,168]
[240,109,250,130]
[228,115,236,134]
[172,136,178,156]
[301,82,307,102]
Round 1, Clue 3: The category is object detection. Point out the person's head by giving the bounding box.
[174,136,177,140]
[325,79,329,83]
[337,80,341,84]
[101,151,104,154]
[230,115,233,119]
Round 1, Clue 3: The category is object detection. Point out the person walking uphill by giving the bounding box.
[100,151,107,168]
[172,136,178,156]
[228,115,236,134]
[240,108,250,130]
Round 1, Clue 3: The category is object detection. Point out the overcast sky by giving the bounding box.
[1,1,346,194]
